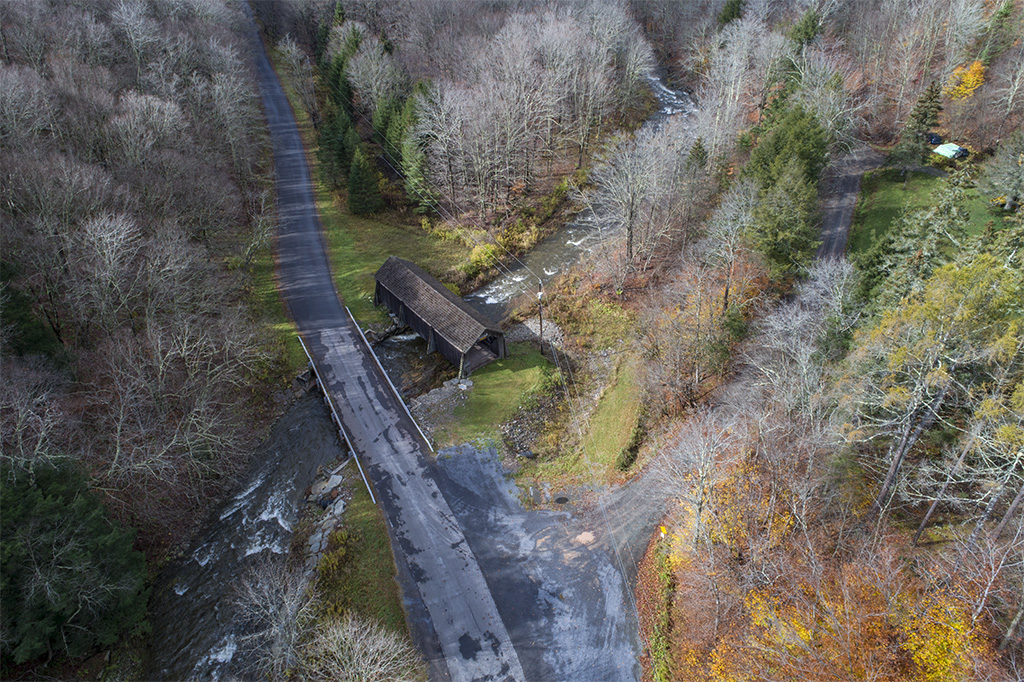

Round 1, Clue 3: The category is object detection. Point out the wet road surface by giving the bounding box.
[249,13,641,681]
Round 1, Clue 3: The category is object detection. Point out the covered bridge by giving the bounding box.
[374,256,507,377]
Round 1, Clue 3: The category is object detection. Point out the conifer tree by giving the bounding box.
[909,81,943,131]
[341,125,361,175]
[789,9,821,47]
[1,464,148,664]
[318,110,353,186]
[750,158,820,277]
[400,92,433,211]
[686,137,709,172]
[718,0,744,25]
[747,105,829,187]
[889,82,943,166]
[862,171,971,306]
[347,146,384,215]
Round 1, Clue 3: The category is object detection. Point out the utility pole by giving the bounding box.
[537,282,544,356]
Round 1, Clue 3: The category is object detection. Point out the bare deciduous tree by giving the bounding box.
[233,553,312,680]
[300,612,423,682]
[656,410,740,547]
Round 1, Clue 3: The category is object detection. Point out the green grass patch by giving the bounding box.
[248,244,307,377]
[528,356,642,483]
[442,343,550,445]
[315,189,467,325]
[268,48,470,328]
[849,169,995,257]
[316,471,409,636]
[588,358,642,471]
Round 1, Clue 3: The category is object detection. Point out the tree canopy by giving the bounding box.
[1,464,149,665]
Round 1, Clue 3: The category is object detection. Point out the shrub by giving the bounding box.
[616,413,646,471]
[461,243,499,279]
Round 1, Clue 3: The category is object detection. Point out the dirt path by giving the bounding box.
[817,144,885,259]
[593,143,886,588]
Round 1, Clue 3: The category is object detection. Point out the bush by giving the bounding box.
[615,414,646,471]
[1,464,148,665]
[300,612,422,682]
[461,243,499,280]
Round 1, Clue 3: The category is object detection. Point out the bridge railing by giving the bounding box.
[345,306,435,453]
[296,334,376,504]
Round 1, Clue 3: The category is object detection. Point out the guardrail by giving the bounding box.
[345,306,435,453]
[296,334,376,504]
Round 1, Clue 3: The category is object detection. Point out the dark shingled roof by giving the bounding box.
[374,256,501,354]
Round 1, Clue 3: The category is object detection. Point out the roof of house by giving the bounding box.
[374,256,502,354]
[933,143,964,158]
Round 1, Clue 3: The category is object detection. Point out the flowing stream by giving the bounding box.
[466,72,695,321]
[145,395,345,680]
[143,70,693,680]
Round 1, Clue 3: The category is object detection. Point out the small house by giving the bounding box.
[933,143,968,159]
[374,256,507,377]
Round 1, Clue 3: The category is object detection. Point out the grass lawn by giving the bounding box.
[848,168,996,258]
[317,471,410,636]
[527,355,642,484]
[442,343,551,446]
[249,244,308,377]
[581,357,641,470]
[268,49,468,328]
[316,190,467,325]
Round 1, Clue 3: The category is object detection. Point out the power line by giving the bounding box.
[318,44,654,643]
[302,37,677,649]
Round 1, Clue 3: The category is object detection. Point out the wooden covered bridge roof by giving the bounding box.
[374,256,502,355]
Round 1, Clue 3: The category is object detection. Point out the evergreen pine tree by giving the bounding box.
[718,0,744,25]
[1,464,148,665]
[789,9,821,47]
[318,110,353,187]
[746,105,829,187]
[340,125,361,176]
[889,82,943,166]
[686,137,709,172]
[872,171,971,308]
[348,146,384,215]
[372,96,401,149]
[750,158,820,277]
[909,81,943,131]
[399,89,434,212]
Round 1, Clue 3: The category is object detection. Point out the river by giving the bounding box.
[466,72,695,321]
[143,70,693,680]
[144,394,345,680]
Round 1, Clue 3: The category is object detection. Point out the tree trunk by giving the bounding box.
[913,440,970,545]
[868,386,947,522]
[992,482,1024,540]
[1000,602,1024,651]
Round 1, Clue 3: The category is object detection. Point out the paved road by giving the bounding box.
[248,18,525,682]
[817,144,885,259]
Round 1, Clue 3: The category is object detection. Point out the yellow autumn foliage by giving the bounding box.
[899,594,986,682]
[945,61,986,101]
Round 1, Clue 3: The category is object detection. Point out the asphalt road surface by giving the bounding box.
[248,14,637,682]
[249,20,525,682]
[817,144,885,259]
